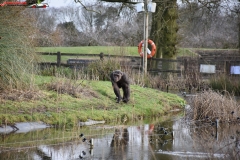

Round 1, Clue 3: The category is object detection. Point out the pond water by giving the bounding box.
[0,111,239,160]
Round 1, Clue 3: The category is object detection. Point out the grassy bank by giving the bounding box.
[0,75,185,127]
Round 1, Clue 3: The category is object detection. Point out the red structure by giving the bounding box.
[0,1,27,6]
[0,1,48,8]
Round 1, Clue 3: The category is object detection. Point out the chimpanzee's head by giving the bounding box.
[113,70,123,82]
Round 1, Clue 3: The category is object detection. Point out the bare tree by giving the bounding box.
[27,8,61,46]
[72,1,142,46]
[223,0,240,53]
[178,0,238,49]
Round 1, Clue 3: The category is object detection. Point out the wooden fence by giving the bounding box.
[37,52,240,76]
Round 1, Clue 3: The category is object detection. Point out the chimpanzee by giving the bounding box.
[110,70,130,103]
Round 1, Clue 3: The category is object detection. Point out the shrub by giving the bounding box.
[209,74,240,96]
[87,58,121,81]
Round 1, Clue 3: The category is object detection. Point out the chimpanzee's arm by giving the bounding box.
[110,72,122,103]
[112,82,122,103]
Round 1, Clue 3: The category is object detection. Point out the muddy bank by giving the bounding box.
[0,122,51,134]
[0,119,106,134]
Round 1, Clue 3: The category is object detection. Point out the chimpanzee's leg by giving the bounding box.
[112,83,122,103]
[122,85,130,103]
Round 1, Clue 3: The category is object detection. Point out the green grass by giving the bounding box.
[36,46,200,62]
[35,46,240,65]
[36,46,139,62]
[0,75,185,127]
[36,46,199,57]
[177,48,198,57]
[36,46,236,63]
[190,48,239,51]
[37,46,238,56]
[36,46,139,55]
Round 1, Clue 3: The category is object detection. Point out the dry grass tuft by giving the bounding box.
[187,89,240,122]
[0,89,43,101]
[47,79,98,98]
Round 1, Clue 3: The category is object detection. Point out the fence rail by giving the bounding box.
[37,52,240,75]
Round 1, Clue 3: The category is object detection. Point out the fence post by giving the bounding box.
[184,59,187,78]
[57,51,61,67]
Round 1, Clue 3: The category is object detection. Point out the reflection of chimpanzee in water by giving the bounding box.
[111,128,129,147]
[110,70,130,103]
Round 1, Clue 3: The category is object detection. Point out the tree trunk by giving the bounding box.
[150,0,178,77]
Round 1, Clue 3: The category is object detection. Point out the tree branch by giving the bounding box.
[74,0,101,14]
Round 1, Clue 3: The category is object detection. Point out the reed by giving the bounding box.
[187,89,239,122]
[0,7,38,92]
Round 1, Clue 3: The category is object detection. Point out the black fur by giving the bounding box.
[110,70,130,103]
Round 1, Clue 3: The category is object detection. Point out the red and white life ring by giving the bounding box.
[138,39,156,58]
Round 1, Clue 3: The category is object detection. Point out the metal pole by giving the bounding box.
[143,2,146,73]
[145,2,148,75]
[143,0,148,75]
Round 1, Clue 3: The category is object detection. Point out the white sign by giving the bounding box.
[130,0,144,2]
[230,66,240,75]
[135,2,156,13]
[200,64,216,73]
[148,2,156,12]
[136,2,144,12]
